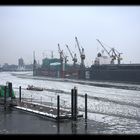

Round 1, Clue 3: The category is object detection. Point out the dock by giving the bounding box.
[12,100,83,121]
[1,83,86,121]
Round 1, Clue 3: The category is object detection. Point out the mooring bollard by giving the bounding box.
[4,86,7,110]
[57,95,60,121]
[19,86,21,102]
[85,93,87,120]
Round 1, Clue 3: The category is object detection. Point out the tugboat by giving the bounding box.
[26,85,43,91]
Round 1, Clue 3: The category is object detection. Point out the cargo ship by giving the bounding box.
[89,63,140,84]
[33,38,140,84]
[89,39,140,84]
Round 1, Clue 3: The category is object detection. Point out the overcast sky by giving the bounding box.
[1,6,140,66]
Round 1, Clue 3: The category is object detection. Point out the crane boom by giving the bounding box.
[75,37,82,55]
[96,39,110,57]
[58,43,61,53]
[66,44,74,59]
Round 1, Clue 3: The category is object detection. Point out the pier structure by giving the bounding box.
[1,84,85,121]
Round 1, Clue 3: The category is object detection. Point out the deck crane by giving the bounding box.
[75,37,85,67]
[96,39,110,56]
[115,49,123,64]
[66,44,77,66]
[96,39,116,64]
[109,48,123,64]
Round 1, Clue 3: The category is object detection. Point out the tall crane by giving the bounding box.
[58,43,63,63]
[96,39,122,64]
[75,37,85,67]
[96,39,116,64]
[58,44,68,65]
[66,44,77,66]
[58,43,64,78]
[96,39,110,57]
[58,44,68,78]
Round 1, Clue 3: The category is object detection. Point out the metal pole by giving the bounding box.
[19,86,21,102]
[74,88,77,121]
[4,86,7,110]
[57,120,60,134]
[57,95,60,121]
[8,82,12,98]
[85,94,87,120]
[71,89,74,119]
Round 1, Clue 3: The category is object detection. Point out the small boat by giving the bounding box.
[26,85,43,91]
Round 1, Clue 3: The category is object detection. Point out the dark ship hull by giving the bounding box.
[89,64,140,83]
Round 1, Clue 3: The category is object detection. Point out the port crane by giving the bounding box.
[58,43,64,63]
[66,44,77,67]
[58,44,68,78]
[75,37,85,67]
[58,44,68,64]
[96,39,122,64]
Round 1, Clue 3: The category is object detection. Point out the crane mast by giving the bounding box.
[58,43,64,77]
[75,37,85,67]
[58,43,63,63]
[66,44,77,66]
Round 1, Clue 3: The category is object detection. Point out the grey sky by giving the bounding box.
[1,6,140,66]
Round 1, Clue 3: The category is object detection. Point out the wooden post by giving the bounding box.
[57,120,60,134]
[4,86,7,110]
[85,94,87,120]
[57,95,60,121]
[8,82,12,98]
[74,88,77,121]
[19,86,21,102]
[73,87,77,121]
[71,89,74,119]
[71,121,77,134]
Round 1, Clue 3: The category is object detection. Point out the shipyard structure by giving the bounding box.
[33,37,140,84]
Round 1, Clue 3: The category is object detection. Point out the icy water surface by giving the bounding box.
[0,107,111,134]
[1,71,140,134]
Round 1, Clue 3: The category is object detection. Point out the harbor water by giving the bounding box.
[1,71,140,134]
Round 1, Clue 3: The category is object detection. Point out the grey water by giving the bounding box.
[1,72,140,134]
[0,107,109,134]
